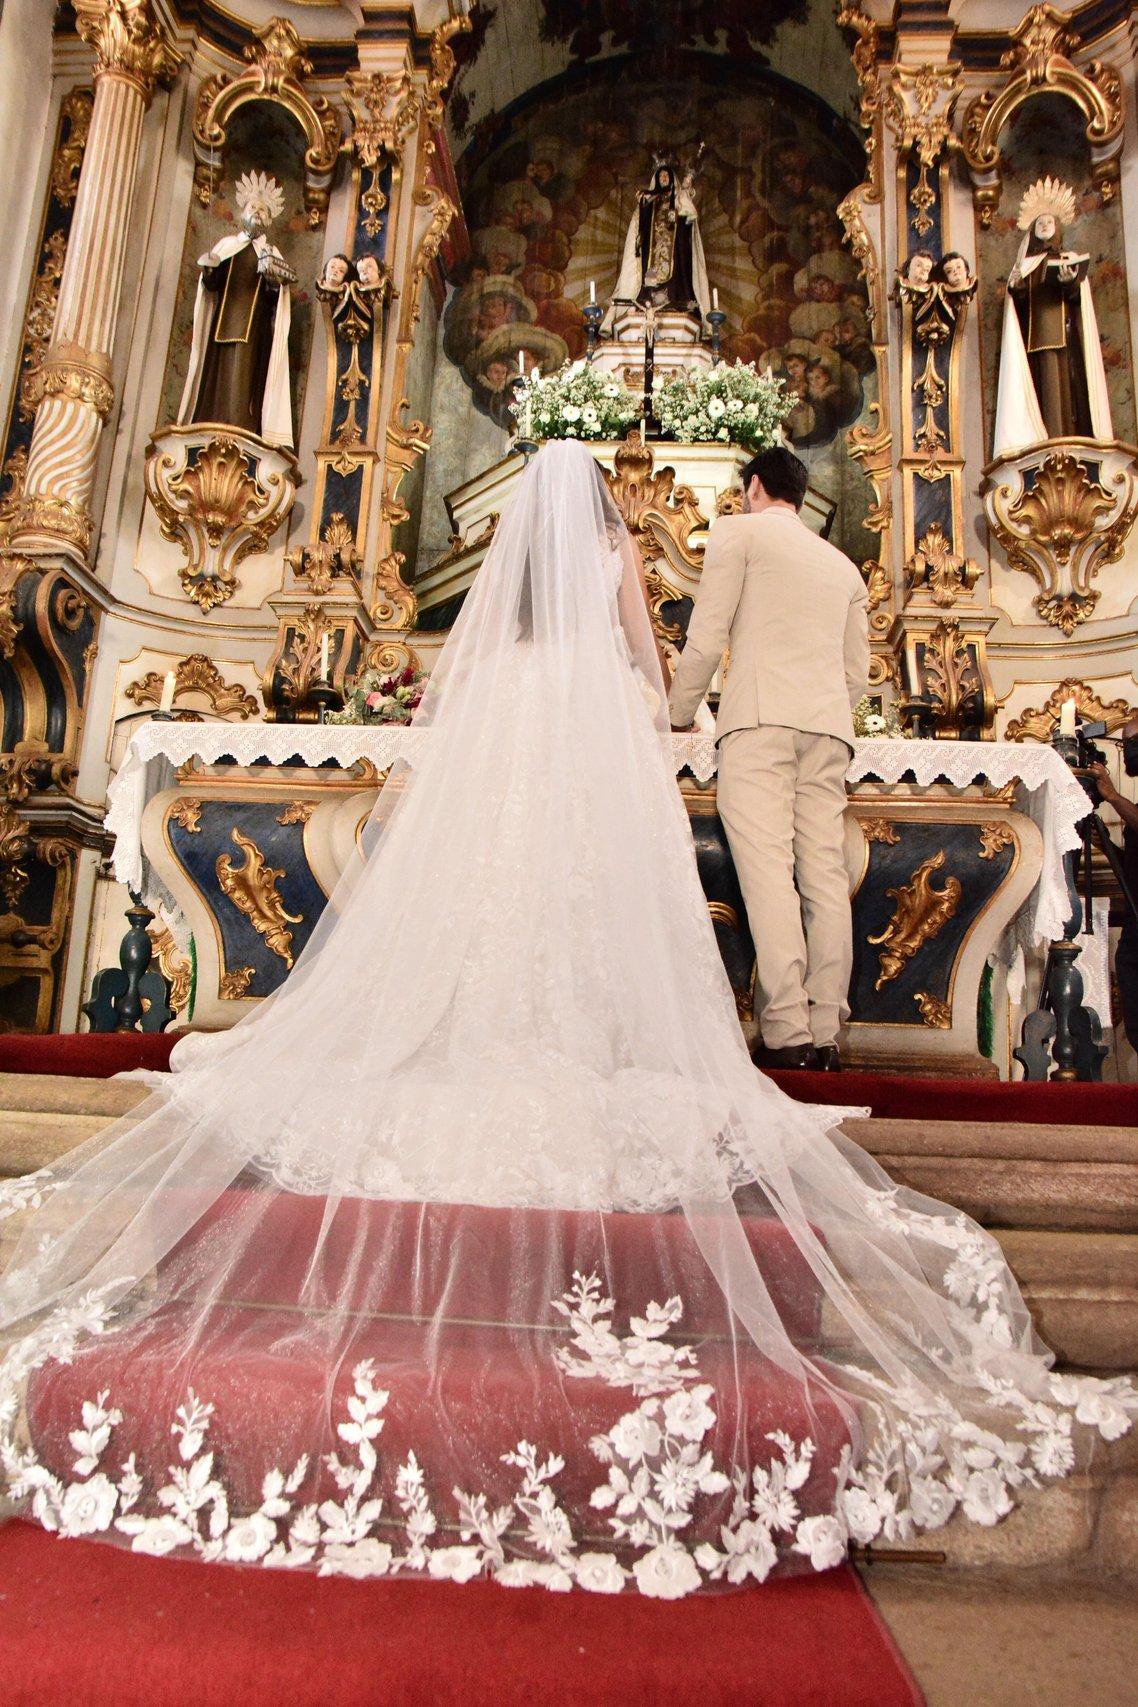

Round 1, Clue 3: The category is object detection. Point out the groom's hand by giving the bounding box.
[671,722,696,733]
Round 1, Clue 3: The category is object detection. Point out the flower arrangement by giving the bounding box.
[326,665,426,725]
[852,695,908,738]
[511,359,639,441]
[653,360,790,452]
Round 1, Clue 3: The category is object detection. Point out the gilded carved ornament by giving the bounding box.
[74,0,181,101]
[905,523,981,608]
[920,620,987,738]
[216,828,303,968]
[914,991,952,1029]
[219,966,255,1000]
[144,431,300,614]
[862,819,901,846]
[883,61,962,238]
[126,655,260,719]
[287,513,363,598]
[51,92,93,207]
[868,849,962,990]
[983,447,1138,636]
[0,741,78,806]
[148,921,192,1013]
[962,6,1124,226]
[1004,679,1135,743]
[192,18,341,224]
[979,822,1016,860]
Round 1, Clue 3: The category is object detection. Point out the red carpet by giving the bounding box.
[0,1521,924,1706]
[1,1031,1134,1124]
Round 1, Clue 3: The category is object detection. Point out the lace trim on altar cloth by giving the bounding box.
[106,727,1088,952]
[2,1233,1134,1594]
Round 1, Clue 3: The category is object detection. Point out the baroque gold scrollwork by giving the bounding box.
[126,655,260,719]
[216,828,303,968]
[962,6,1124,226]
[192,17,341,224]
[867,849,962,990]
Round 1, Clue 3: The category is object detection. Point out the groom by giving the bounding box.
[668,446,869,1070]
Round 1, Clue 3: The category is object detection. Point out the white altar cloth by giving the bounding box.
[106,724,1089,950]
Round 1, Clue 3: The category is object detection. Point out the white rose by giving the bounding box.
[707,397,726,418]
[727,398,743,413]
[581,406,599,425]
[603,383,620,397]
[428,1544,483,1583]
[118,1514,193,1556]
[568,359,587,376]
[59,1473,117,1537]
[575,1551,626,1593]
[1075,1387,1132,1441]
[662,1385,716,1443]
[908,1475,955,1531]
[717,427,730,441]
[319,1538,393,1578]
[840,1486,882,1545]
[224,1510,277,1562]
[793,1514,847,1571]
[609,1409,662,1464]
[632,1543,702,1599]
[864,714,886,735]
[562,404,581,422]
[960,1468,1013,1526]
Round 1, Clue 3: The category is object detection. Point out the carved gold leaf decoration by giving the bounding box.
[219,966,255,1000]
[979,822,1016,860]
[126,654,259,718]
[1004,679,1136,743]
[914,990,952,1028]
[905,524,981,608]
[277,801,315,826]
[868,849,961,990]
[148,921,192,1012]
[863,819,901,846]
[167,798,202,834]
[216,828,303,967]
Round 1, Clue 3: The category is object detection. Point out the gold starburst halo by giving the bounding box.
[1017,176,1078,232]
[234,170,285,224]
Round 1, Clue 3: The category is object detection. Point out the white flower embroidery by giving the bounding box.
[59,1473,118,1537]
[574,1551,626,1593]
[1,1271,1134,1597]
[632,1543,702,1599]
[793,1514,848,1571]
[427,1545,484,1583]
[0,1168,60,1223]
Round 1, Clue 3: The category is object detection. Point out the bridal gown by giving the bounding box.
[0,441,1133,1593]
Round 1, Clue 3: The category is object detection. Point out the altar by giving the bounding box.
[105,721,1089,1077]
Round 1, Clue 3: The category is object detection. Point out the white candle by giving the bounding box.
[320,633,330,679]
[1058,698,1077,737]
[589,278,596,304]
[158,670,176,714]
[712,287,719,311]
[640,415,647,442]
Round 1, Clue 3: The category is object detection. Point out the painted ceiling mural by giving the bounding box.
[441,55,876,559]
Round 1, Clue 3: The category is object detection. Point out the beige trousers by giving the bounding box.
[717,726,852,1051]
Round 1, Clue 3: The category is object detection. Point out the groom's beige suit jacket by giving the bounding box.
[667,509,869,743]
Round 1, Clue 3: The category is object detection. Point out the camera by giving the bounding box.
[1053,717,1108,807]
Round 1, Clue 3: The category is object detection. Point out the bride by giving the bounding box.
[0,441,1133,1592]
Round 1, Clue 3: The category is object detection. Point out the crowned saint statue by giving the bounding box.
[993,176,1112,458]
[177,171,297,450]
[605,154,711,328]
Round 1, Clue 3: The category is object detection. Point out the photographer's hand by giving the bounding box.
[1090,763,1138,831]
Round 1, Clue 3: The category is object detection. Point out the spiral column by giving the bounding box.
[11,0,179,562]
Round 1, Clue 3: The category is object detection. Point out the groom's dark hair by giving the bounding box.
[740,447,809,510]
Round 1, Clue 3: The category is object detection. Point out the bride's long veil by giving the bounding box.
[0,440,1131,1588]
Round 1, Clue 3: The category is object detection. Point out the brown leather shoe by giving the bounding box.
[814,1045,842,1072]
[751,1042,819,1071]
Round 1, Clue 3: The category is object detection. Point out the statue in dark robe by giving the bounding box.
[607,156,711,323]
[994,177,1113,457]
[177,172,297,450]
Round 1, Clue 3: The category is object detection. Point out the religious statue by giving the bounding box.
[607,153,711,323]
[177,172,297,450]
[993,177,1113,457]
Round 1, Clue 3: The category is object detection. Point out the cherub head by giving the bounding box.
[321,253,351,289]
[939,252,971,291]
[356,254,383,291]
[904,250,935,287]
